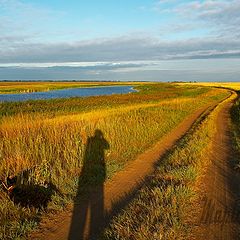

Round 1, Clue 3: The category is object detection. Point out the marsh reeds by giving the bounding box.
[0,83,229,239]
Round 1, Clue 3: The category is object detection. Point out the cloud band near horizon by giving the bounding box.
[0,0,240,81]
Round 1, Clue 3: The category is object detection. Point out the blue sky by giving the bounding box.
[0,0,240,81]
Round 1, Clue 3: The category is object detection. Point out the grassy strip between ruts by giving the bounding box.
[0,85,229,239]
[231,91,240,170]
[102,92,236,240]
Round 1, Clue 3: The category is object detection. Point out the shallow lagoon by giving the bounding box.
[0,85,136,102]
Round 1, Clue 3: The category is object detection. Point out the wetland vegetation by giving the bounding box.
[0,82,232,239]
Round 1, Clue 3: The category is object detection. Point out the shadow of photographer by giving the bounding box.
[68,129,109,240]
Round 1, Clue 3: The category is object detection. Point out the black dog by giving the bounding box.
[1,175,60,209]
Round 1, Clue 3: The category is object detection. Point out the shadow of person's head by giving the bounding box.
[94,129,104,138]
[86,129,109,157]
[80,129,109,186]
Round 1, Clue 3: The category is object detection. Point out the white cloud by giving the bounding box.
[0,0,66,43]
[1,59,240,81]
[0,35,239,63]
[0,0,239,65]
[152,0,240,39]
[174,1,240,35]
[0,61,155,68]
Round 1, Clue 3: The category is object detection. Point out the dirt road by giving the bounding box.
[30,96,231,240]
[189,93,240,239]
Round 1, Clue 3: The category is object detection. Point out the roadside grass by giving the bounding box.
[0,83,229,239]
[230,91,240,170]
[102,91,235,240]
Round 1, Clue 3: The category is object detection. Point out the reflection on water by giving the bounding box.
[0,86,136,102]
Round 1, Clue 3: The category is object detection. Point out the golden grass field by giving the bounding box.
[103,82,240,240]
[0,82,235,239]
[103,91,237,240]
[178,82,240,91]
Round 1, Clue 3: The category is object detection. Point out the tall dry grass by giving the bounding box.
[0,84,230,239]
[102,89,235,240]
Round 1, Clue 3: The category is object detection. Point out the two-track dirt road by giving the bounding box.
[30,92,238,240]
[189,92,240,240]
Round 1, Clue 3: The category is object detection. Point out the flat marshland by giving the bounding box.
[0,81,141,94]
[0,82,232,239]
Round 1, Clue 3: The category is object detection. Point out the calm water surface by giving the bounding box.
[0,85,136,102]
